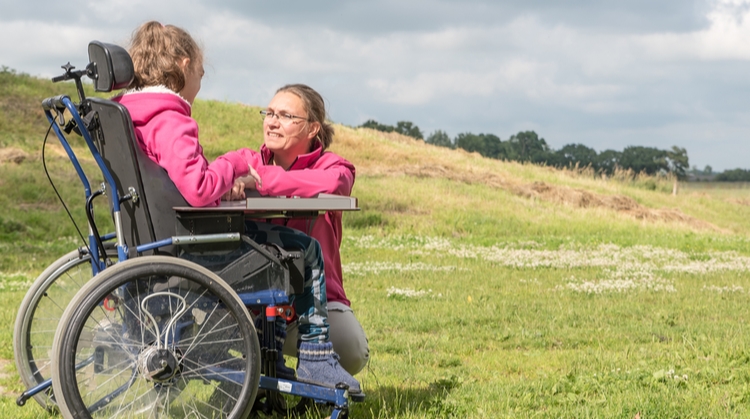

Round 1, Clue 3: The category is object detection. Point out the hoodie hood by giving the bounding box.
[115,87,192,125]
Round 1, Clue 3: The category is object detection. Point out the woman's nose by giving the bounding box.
[265,116,280,128]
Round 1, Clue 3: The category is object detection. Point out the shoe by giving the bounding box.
[255,317,296,380]
[296,342,361,394]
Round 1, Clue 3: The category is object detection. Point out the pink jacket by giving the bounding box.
[114,89,251,207]
[245,143,356,306]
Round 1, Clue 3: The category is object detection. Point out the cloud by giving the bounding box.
[1,0,750,170]
[0,20,107,74]
[636,0,750,61]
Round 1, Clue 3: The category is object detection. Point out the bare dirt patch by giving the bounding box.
[336,127,722,232]
[0,147,30,164]
[515,181,721,231]
[365,162,722,232]
[730,198,750,207]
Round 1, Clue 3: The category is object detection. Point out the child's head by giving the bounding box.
[128,21,204,103]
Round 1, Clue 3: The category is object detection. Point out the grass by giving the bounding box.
[338,233,750,417]
[4,70,750,417]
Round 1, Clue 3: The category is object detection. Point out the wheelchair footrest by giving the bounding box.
[351,392,366,402]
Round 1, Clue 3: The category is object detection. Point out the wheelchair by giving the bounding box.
[14,41,363,419]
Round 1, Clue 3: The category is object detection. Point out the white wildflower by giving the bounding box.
[346,234,750,294]
[343,261,459,276]
[702,285,744,294]
[386,287,432,298]
[0,271,32,290]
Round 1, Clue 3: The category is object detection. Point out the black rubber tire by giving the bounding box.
[13,248,112,410]
[51,256,260,419]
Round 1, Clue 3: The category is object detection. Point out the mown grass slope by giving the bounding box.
[4,69,750,418]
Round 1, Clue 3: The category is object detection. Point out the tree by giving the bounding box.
[506,131,551,163]
[555,143,598,168]
[426,130,454,148]
[394,121,423,140]
[452,133,505,159]
[455,133,485,155]
[359,119,423,140]
[619,146,668,175]
[481,134,504,159]
[704,165,712,175]
[716,169,750,182]
[666,146,689,179]
[359,119,393,133]
[596,149,622,174]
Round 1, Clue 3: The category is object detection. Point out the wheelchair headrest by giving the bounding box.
[87,41,134,92]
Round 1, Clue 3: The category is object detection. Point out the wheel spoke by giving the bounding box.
[52,257,259,419]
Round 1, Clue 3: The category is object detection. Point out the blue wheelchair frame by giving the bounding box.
[17,43,359,419]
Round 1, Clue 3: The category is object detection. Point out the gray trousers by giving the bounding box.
[283,301,369,375]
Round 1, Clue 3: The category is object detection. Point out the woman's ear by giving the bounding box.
[307,121,321,141]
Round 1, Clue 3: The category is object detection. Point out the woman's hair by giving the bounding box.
[128,21,203,92]
[276,84,334,151]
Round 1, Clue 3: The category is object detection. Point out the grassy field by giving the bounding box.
[4,68,750,417]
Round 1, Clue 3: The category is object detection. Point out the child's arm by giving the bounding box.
[147,111,250,206]
[250,155,355,198]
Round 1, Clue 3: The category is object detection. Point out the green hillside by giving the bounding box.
[3,67,750,275]
[5,69,750,417]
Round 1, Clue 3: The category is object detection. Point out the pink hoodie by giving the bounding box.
[116,88,355,305]
[245,143,356,306]
[114,89,251,207]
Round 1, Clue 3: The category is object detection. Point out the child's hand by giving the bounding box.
[222,179,246,201]
[238,165,262,190]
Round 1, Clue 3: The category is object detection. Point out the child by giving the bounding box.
[114,21,360,394]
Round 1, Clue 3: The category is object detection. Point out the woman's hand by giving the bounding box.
[237,165,262,191]
[222,179,246,201]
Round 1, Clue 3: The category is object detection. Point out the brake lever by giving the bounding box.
[63,119,78,135]
[54,109,66,127]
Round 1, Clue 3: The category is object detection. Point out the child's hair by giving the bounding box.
[275,84,335,151]
[128,21,203,93]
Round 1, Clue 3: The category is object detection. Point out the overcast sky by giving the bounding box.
[3,0,750,171]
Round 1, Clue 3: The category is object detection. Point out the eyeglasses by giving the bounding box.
[260,110,309,124]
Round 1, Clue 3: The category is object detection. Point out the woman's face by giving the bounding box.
[263,91,319,159]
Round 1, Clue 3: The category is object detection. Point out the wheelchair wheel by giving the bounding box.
[51,256,260,419]
[14,248,112,410]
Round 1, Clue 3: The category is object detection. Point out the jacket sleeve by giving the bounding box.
[252,157,355,198]
[146,111,249,207]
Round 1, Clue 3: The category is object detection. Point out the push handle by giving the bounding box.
[41,95,69,111]
[49,62,92,103]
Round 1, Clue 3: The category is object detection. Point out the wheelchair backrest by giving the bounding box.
[86,42,188,255]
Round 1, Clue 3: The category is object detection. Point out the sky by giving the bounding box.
[2,0,750,171]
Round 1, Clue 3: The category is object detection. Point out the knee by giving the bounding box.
[305,238,323,261]
[335,336,369,375]
[327,303,369,375]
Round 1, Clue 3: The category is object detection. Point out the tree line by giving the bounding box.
[359,120,690,179]
[714,169,750,182]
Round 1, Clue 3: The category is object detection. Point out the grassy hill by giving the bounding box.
[5,69,750,417]
[3,66,750,275]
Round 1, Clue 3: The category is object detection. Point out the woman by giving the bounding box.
[240,84,369,375]
[115,22,359,393]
